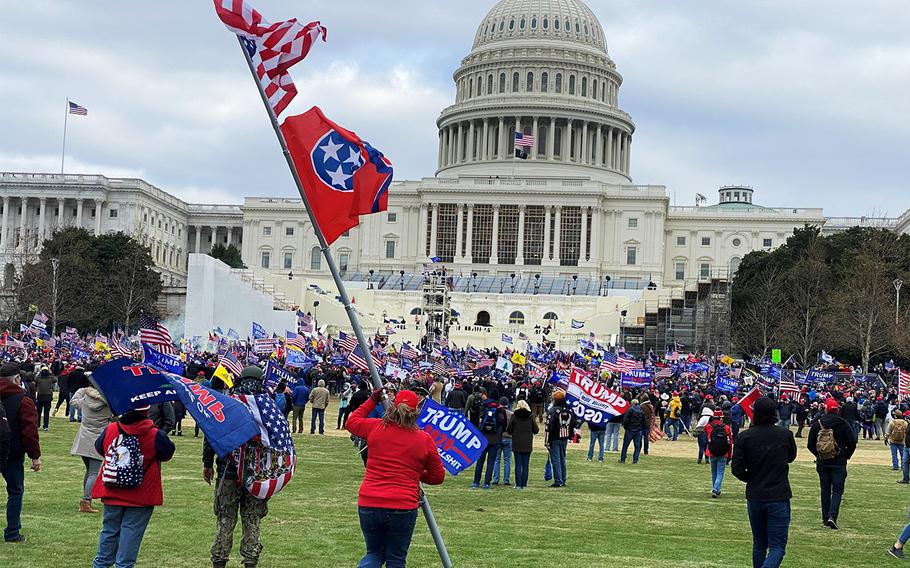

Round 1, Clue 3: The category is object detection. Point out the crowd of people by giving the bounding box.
[2,325,910,566]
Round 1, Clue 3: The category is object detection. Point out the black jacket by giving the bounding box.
[807,412,857,466]
[731,424,797,501]
[839,402,858,423]
[507,408,539,453]
[444,388,467,410]
[622,405,646,432]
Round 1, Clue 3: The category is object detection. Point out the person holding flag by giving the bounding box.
[345,389,444,568]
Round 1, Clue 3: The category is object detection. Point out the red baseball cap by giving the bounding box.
[394,390,420,410]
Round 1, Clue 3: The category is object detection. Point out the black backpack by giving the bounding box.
[480,406,499,434]
[470,397,484,425]
[0,399,12,469]
[708,422,730,456]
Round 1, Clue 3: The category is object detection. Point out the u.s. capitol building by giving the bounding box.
[0,0,906,351]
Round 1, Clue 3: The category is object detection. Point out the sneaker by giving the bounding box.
[5,535,26,543]
[585,458,592,462]
[549,483,560,488]
[711,491,718,498]
[470,483,479,490]
[825,519,839,530]
[898,480,909,484]
[618,460,625,464]
[503,481,511,486]
[889,546,905,559]
[492,481,499,485]
[482,484,491,490]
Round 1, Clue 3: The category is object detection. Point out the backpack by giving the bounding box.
[556,408,574,439]
[101,424,146,489]
[480,406,499,434]
[816,425,839,460]
[233,394,296,499]
[707,422,730,456]
[892,420,908,445]
[470,397,484,425]
[0,401,11,469]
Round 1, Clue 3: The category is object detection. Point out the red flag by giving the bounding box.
[900,370,910,400]
[737,386,762,420]
[281,107,393,244]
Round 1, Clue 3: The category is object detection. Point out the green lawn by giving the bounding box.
[2,414,908,567]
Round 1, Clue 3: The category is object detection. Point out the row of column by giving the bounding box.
[438,116,631,173]
[191,225,240,254]
[425,203,601,266]
[0,196,104,250]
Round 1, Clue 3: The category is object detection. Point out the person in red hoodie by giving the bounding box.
[346,389,445,568]
[0,362,41,543]
[91,405,175,568]
[705,408,733,498]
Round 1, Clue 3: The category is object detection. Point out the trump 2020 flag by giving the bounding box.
[281,106,392,244]
[417,399,487,475]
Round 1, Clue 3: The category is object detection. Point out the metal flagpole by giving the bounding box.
[61,98,69,174]
[234,36,453,568]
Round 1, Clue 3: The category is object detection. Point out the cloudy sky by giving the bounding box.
[1,0,907,216]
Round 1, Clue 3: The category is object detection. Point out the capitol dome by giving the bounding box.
[436,0,635,183]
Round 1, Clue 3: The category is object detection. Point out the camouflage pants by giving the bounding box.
[211,480,269,566]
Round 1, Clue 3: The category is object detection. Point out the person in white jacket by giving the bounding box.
[693,407,714,464]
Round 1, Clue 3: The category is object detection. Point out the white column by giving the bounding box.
[75,198,83,228]
[18,197,27,250]
[437,131,444,170]
[625,135,632,173]
[429,203,439,257]
[543,205,552,261]
[465,204,474,262]
[210,226,219,252]
[94,199,103,235]
[468,120,475,161]
[225,226,233,247]
[581,121,589,164]
[57,198,65,230]
[516,204,525,265]
[563,120,571,162]
[531,116,539,159]
[194,226,201,253]
[0,196,9,249]
[490,204,499,264]
[497,118,505,159]
[38,197,47,242]
[456,123,464,163]
[455,203,464,260]
[580,206,589,262]
[606,128,614,169]
[481,119,489,160]
[595,125,602,166]
[553,205,562,264]
[589,207,601,264]
[547,117,556,160]
[416,204,428,258]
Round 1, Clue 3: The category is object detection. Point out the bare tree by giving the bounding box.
[782,256,830,369]
[732,265,786,357]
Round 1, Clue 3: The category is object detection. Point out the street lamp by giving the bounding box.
[571,274,578,296]
[50,258,59,336]
[399,270,405,291]
[312,300,320,329]
[619,309,627,350]
[472,272,478,292]
[368,269,375,290]
[895,278,904,325]
[510,273,516,293]
[288,271,293,280]
[534,273,540,295]
[602,275,611,297]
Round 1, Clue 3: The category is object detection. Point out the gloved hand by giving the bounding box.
[370,389,383,403]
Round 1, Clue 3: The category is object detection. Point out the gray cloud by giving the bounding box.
[0,0,906,216]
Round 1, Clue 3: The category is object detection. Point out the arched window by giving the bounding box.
[730,256,742,276]
[487,74,493,94]
[512,72,519,92]
[538,125,547,156]
[475,311,491,326]
[519,17,525,30]
[509,311,525,324]
[584,23,589,35]
[476,74,482,96]
[541,72,549,92]
[509,18,515,30]
[543,17,548,29]
[543,312,559,321]
[568,75,575,95]
[499,19,505,31]
[468,78,473,98]
[601,82,606,101]
[310,246,321,270]
[554,127,562,156]
[531,16,537,29]
[581,76,587,97]
[555,73,562,93]
[526,71,534,92]
[565,19,570,31]
[410,307,423,315]
[592,79,597,99]
[575,20,580,33]
[499,73,506,93]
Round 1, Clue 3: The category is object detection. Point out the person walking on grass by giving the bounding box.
[586,419,607,462]
[70,382,112,514]
[731,397,797,568]
[308,379,330,435]
[887,409,908,472]
[471,393,507,489]
[693,406,713,465]
[888,519,910,559]
[34,366,55,432]
[0,362,41,543]
[705,409,733,498]
[92,404,175,568]
[807,397,856,530]
[290,379,310,434]
[346,389,445,568]
[492,397,513,485]
[507,399,538,489]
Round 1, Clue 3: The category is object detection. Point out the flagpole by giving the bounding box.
[234,36,453,568]
[61,98,69,174]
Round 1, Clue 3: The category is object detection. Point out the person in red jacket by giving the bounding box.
[91,405,175,568]
[0,362,41,543]
[705,408,733,498]
[346,389,445,568]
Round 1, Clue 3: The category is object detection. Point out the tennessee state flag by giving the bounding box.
[281,107,392,244]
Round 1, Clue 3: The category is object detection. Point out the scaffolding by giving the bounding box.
[420,265,453,347]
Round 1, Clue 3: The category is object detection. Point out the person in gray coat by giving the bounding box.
[70,385,112,513]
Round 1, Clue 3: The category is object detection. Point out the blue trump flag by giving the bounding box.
[263,361,296,393]
[91,358,259,458]
[715,374,740,393]
[417,398,487,476]
[252,322,266,340]
[142,343,185,376]
[285,348,316,369]
[91,357,179,415]
[621,369,653,389]
[72,347,91,361]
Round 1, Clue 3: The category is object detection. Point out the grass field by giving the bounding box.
[3,409,909,567]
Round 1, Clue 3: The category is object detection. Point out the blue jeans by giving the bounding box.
[667,418,682,440]
[697,432,708,462]
[892,444,904,470]
[93,504,154,568]
[310,408,325,434]
[850,421,860,441]
[513,452,530,488]
[357,506,418,568]
[903,447,910,482]
[605,422,621,450]
[899,521,910,545]
[69,404,83,422]
[2,457,24,541]
[588,430,606,461]
[492,438,512,483]
[548,439,568,485]
[620,429,643,463]
[36,399,52,429]
[817,463,847,523]
[747,500,790,568]
[473,443,500,486]
[710,456,727,493]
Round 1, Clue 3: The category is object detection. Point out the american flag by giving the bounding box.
[233,394,296,499]
[655,366,676,379]
[528,361,548,379]
[110,338,133,359]
[476,355,495,368]
[900,370,910,400]
[348,344,379,371]
[399,343,419,360]
[337,331,358,352]
[214,0,327,116]
[220,352,244,378]
[138,313,175,354]
[285,331,307,351]
[514,132,535,147]
[68,101,87,116]
[458,368,474,379]
[601,351,640,373]
[778,379,800,400]
[297,311,314,334]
